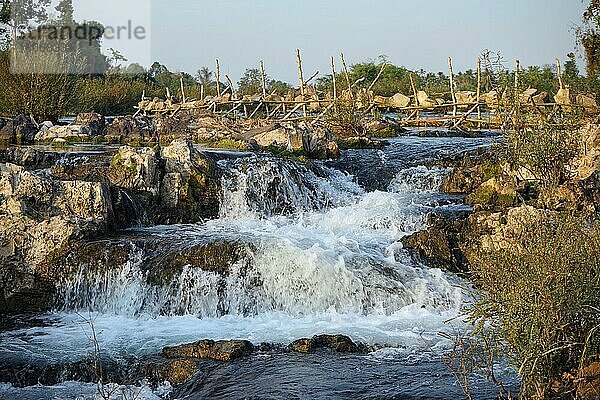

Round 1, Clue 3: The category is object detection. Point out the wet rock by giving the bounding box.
[401,213,469,273]
[0,163,115,313]
[105,116,154,144]
[0,115,38,144]
[13,115,38,144]
[363,118,405,138]
[106,140,221,224]
[163,339,254,362]
[290,335,359,353]
[466,175,518,211]
[337,136,387,150]
[146,357,200,385]
[35,125,88,143]
[75,112,106,137]
[156,139,221,223]
[0,147,60,169]
[109,146,161,195]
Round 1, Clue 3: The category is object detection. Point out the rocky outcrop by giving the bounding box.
[107,140,221,224]
[401,214,468,273]
[105,115,155,144]
[162,339,254,361]
[0,163,115,312]
[0,115,38,144]
[75,112,106,137]
[289,334,359,353]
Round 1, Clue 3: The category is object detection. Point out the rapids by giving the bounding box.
[0,134,515,399]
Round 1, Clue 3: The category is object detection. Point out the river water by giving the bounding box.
[0,134,515,399]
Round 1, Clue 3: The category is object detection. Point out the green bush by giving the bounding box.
[504,124,582,188]
[465,213,600,399]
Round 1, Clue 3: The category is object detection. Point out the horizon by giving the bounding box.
[64,0,588,83]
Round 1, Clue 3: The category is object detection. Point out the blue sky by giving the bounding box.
[77,0,587,82]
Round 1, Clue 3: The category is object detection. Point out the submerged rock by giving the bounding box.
[290,335,359,353]
[0,115,38,144]
[162,339,254,362]
[401,213,469,273]
[75,112,106,137]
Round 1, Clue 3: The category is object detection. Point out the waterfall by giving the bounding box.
[55,159,462,319]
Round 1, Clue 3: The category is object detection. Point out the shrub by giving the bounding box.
[464,213,600,399]
[504,123,582,188]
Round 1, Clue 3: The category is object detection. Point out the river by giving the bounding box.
[0,133,516,399]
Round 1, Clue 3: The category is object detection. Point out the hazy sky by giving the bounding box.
[76,0,587,82]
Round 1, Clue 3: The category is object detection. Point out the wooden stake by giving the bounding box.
[409,73,419,106]
[225,74,235,95]
[296,48,307,118]
[260,60,267,98]
[409,72,419,120]
[556,58,564,90]
[340,52,352,97]
[515,59,520,104]
[180,76,186,103]
[330,56,338,102]
[368,62,387,92]
[215,58,221,97]
[477,58,482,126]
[448,57,457,117]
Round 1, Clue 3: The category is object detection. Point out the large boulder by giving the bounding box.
[0,163,115,312]
[105,116,154,144]
[75,112,106,137]
[401,214,468,273]
[108,140,221,224]
[0,115,38,144]
[35,125,88,143]
[162,339,254,362]
[290,334,359,353]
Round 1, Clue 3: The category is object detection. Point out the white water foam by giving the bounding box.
[3,162,466,369]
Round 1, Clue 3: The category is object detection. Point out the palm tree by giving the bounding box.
[196,67,212,85]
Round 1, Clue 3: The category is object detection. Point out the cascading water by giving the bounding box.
[1,136,511,400]
[53,157,462,320]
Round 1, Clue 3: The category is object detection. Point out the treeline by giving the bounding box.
[0,0,599,121]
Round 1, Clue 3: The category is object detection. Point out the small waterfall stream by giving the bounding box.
[0,136,510,400]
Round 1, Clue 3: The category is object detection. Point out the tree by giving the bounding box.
[2,0,51,44]
[55,0,73,23]
[579,0,600,78]
[238,68,266,95]
[196,66,212,86]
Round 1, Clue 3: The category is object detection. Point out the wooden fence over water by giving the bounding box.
[137,52,598,131]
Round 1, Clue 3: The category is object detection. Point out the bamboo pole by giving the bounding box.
[180,76,186,103]
[215,58,221,97]
[296,48,307,118]
[331,56,338,102]
[556,58,564,90]
[409,73,419,120]
[340,52,352,98]
[448,57,457,117]
[476,58,482,125]
[225,74,235,95]
[260,60,267,98]
[368,62,387,92]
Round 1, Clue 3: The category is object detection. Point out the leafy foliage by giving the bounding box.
[466,213,600,399]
